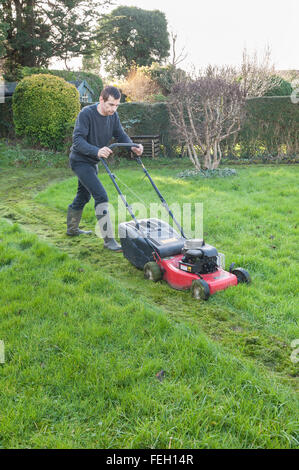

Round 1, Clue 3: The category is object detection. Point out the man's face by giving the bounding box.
[99,95,120,116]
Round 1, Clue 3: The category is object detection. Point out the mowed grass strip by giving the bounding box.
[0,219,298,449]
[35,165,299,344]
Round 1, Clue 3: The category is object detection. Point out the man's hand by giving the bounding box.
[98,147,113,159]
[131,144,144,156]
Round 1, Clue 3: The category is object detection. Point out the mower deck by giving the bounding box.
[159,254,238,294]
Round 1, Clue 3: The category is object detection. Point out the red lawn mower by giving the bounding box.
[100,143,251,301]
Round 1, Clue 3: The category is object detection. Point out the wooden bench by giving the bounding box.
[130,135,160,158]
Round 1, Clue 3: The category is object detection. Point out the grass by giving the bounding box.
[0,143,298,448]
[0,220,298,449]
[33,163,299,346]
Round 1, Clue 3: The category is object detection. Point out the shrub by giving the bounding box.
[12,74,80,150]
[119,68,161,102]
[19,67,104,101]
[264,76,293,96]
[140,63,186,95]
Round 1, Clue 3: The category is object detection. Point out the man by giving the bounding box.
[67,85,143,252]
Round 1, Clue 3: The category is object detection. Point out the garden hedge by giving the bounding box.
[12,74,80,150]
[222,97,299,158]
[2,91,298,159]
[117,101,175,155]
[118,98,299,159]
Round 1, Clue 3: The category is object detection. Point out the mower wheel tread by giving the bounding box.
[191,279,210,301]
[232,267,251,284]
[143,262,163,282]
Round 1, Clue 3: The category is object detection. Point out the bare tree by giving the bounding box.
[167,48,281,169]
[169,30,188,67]
[239,46,281,97]
[168,67,246,169]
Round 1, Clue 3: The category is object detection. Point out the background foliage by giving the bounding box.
[19,67,104,101]
[95,6,170,78]
[2,93,298,161]
[12,74,80,150]
[118,98,299,160]
[264,76,293,96]
[2,96,299,161]
[117,102,174,156]
[222,97,299,158]
[0,0,111,80]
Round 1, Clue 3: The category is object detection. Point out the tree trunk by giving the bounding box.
[191,144,201,169]
[203,150,211,169]
[211,141,222,169]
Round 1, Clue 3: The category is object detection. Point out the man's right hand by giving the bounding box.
[98,147,113,159]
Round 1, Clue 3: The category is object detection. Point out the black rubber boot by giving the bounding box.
[66,207,92,236]
[95,203,122,252]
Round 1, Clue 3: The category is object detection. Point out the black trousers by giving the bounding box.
[69,160,108,211]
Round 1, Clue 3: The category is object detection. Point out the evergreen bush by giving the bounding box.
[12,74,80,150]
[19,67,104,101]
[140,63,186,95]
[264,76,293,96]
[221,97,299,158]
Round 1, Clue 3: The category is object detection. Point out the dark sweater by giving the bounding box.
[69,103,132,164]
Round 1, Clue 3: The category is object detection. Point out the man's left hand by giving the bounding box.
[131,144,144,156]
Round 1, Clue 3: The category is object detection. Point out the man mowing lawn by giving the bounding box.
[67,85,143,251]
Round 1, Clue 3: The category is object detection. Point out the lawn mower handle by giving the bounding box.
[100,142,186,239]
[105,142,186,238]
[108,142,141,150]
[98,144,141,230]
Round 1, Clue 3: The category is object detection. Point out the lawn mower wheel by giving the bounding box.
[191,279,210,301]
[144,262,163,282]
[231,268,251,284]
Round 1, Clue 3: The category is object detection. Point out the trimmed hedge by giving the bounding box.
[222,97,299,158]
[12,74,80,150]
[2,93,298,159]
[117,101,175,155]
[118,98,299,159]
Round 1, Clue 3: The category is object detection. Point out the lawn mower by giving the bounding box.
[100,143,251,300]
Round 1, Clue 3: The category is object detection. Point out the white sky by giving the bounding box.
[113,0,298,70]
[52,0,298,72]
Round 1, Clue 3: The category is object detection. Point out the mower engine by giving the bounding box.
[179,239,224,275]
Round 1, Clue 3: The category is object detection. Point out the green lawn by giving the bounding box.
[0,147,298,448]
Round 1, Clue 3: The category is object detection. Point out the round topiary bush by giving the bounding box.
[12,74,80,150]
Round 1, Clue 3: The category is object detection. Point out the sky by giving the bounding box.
[114,0,298,70]
[52,0,298,72]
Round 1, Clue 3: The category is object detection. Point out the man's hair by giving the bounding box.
[100,85,121,101]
